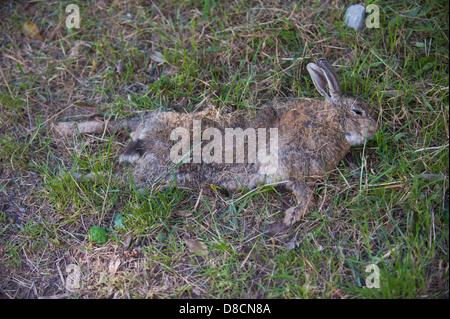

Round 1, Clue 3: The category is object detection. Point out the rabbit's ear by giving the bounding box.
[316,58,341,96]
[307,59,341,103]
[307,62,330,99]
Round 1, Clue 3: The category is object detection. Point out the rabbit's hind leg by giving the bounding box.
[265,182,315,234]
[283,182,315,227]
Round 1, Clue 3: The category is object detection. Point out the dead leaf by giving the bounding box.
[115,62,124,75]
[285,239,298,251]
[122,234,132,251]
[173,210,191,217]
[23,22,43,40]
[108,255,121,275]
[124,249,139,259]
[149,50,166,64]
[184,238,208,256]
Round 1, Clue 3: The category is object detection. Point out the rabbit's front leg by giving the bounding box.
[266,181,315,234]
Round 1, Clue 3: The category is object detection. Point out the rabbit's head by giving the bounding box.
[307,58,378,146]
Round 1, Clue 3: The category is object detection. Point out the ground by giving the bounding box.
[0,0,448,299]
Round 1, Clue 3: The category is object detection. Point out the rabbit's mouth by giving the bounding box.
[344,119,377,146]
[345,132,370,146]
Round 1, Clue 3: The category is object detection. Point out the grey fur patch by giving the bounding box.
[119,139,145,163]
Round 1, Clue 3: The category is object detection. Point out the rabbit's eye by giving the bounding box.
[351,106,365,117]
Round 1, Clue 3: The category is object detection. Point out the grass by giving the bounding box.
[0,0,448,299]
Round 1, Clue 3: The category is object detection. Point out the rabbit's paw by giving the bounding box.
[283,205,309,227]
[265,206,309,235]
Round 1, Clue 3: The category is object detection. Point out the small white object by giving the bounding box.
[149,50,166,64]
[344,4,366,30]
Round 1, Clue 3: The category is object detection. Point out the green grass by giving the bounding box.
[0,0,448,299]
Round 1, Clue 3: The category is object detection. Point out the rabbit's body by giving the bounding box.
[56,58,378,233]
[120,99,352,188]
[120,107,279,189]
